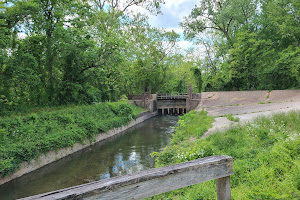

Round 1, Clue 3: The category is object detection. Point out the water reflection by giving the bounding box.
[0,115,178,200]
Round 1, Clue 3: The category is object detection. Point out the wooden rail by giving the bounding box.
[157,93,188,99]
[21,155,233,200]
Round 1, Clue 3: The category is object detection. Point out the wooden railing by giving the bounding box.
[157,93,188,99]
[22,155,233,200]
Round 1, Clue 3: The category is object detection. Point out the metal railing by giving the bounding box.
[157,93,188,99]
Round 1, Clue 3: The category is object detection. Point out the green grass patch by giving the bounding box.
[225,114,240,122]
[258,101,271,104]
[0,102,145,177]
[151,110,214,167]
[149,111,300,199]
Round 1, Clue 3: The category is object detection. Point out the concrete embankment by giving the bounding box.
[198,90,300,137]
[0,111,158,185]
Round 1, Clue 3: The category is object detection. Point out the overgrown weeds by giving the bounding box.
[225,114,240,122]
[151,110,214,167]
[149,111,300,199]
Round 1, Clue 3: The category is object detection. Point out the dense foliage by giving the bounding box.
[150,111,300,199]
[1,0,299,113]
[0,0,192,114]
[0,101,144,177]
[182,0,300,91]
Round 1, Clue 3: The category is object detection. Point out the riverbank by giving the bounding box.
[151,110,300,199]
[0,102,156,185]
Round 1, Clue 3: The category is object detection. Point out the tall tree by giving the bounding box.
[123,14,179,94]
[5,0,89,102]
[181,0,256,45]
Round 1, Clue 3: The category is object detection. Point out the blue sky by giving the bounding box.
[148,0,198,29]
[150,0,199,50]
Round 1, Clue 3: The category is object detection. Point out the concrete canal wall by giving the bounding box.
[0,111,158,185]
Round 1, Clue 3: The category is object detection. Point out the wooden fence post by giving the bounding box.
[216,176,231,200]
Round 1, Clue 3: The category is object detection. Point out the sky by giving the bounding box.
[135,0,200,50]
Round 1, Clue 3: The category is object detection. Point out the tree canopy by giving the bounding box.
[182,0,300,91]
[0,0,299,114]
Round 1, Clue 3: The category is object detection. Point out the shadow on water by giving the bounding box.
[0,115,178,200]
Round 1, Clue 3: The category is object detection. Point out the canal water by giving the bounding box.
[0,115,178,200]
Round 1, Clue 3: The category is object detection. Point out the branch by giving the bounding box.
[151,43,175,72]
[115,0,119,9]
[217,1,223,9]
[202,40,216,75]
[202,15,213,21]
[79,50,114,74]
[226,18,233,33]
[122,0,135,12]
[97,0,106,10]
[111,0,116,8]
[79,62,99,74]
[205,26,222,32]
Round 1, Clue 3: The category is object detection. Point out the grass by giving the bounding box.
[150,110,214,168]
[225,114,240,122]
[0,101,145,177]
[258,101,272,104]
[149,111,300,199]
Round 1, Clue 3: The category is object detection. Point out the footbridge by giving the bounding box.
[128,87,201,115]
[157,93,188,115]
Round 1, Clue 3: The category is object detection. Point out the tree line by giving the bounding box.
[1,0,299,113]
[0,0,193,112]
[183,0,299,91]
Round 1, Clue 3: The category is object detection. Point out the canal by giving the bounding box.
[0,115,178,200]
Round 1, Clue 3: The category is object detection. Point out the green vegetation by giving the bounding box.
[0,0,195,115]
[182,0,300,91]
[225,114,240,122]
[1,1,300,196]
[258,101,272,104]
[151,110,214,167]
[150,111,300,199]
[0,102,145,177]
[1,0,299,114]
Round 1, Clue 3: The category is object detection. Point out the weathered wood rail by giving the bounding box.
[21,155,233,200]
[157,93,188,99]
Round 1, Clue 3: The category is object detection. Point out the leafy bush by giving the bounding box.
[149,111,300,199]
[0,102,145,177]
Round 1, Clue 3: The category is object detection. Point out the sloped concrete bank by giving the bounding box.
[0,111,158,186]
[199,90,300,138]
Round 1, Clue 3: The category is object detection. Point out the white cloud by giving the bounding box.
[129,0,198,29]
[163,0,197,17]
[129,1,200,53]
[17,32,27,39]
[148,0,198,29]
[177,41,193,50]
